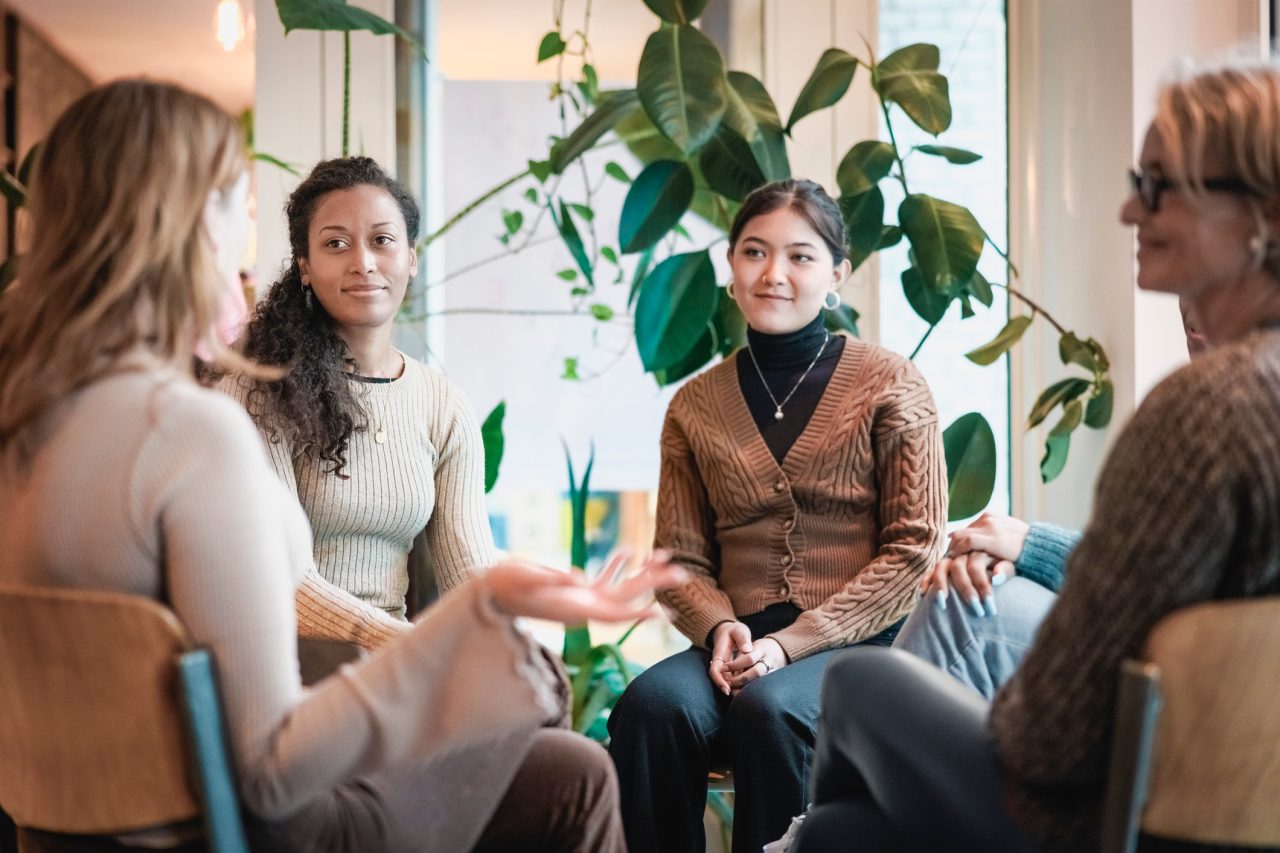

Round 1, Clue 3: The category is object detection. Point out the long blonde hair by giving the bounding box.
[0,79,247,451]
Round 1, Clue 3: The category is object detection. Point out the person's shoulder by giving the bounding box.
[1143,329,1279,418]
[670,351,737,403]
[843,337,923,383]
[140,373,266,457]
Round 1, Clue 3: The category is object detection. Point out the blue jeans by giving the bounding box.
[892,576,1057,698]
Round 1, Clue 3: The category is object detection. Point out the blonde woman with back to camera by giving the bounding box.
[0,79,685,853]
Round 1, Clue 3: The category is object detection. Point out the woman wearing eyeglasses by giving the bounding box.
[792,55,1280,853]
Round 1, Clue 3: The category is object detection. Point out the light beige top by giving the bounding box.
[0,365,559,849]
[222,356,497,650]
[654,340,947,660]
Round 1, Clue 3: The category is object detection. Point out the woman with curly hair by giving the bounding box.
[223,157,494,652]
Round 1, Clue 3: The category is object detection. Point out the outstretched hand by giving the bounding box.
[484,549,686,625]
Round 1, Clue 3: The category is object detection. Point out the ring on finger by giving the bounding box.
[756,659,773,674]
[710,658,724,664]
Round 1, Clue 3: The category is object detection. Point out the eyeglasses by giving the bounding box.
[1128,168,1256,213]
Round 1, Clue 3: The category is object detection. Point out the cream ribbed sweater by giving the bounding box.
[0,366,560,850]
[222,356,496,650]
[654,339,948,661]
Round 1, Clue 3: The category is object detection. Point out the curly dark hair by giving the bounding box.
[236,156,421,477]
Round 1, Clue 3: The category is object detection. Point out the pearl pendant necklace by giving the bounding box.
[747,332,830,422]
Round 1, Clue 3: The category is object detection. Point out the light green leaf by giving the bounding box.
[502,209,523,235]
[523,187,539,203]
[605,161,631,183]
[968,270,994,307]
[1040,432,1070,483]
[590,303,614,321]
[875,43,951,135]
[600,246,619,265]
[637,23,727,154]
[561,357,581,381]
[635,250,718,372]
[556,268,578,281]
[275,0,424,55]
[642,0,709,24]
[569,203,595,222]
[580,64,599,104]
[786,48,858,132]
[554,201,594,285]
[1027,377,1091,429]
[965,315,1032,365]
[480,401,505,493]
[898,194,984,293]
[1051,398,1084,436]
[914,144,981,164]
[901,264,952,326]
[838,188,885,275]
[619,160,694,254]
[537,30,566,62]
[251,150,301,176]
[550,89,640,174]
[836,140,895,196]
[1085,380,1114,428]
[698,124,766,202]
[943,412,997,520]
[529,158,553,183]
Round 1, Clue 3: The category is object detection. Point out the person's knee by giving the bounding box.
[723,674,796,740]
[608,658,701,738]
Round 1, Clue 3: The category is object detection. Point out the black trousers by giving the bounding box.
[607,604,897,853]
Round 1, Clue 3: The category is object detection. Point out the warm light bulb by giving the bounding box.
[215,0,245,52]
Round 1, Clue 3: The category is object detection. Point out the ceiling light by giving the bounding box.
[215,0,245,52]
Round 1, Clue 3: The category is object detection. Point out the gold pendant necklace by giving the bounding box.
[747,332,830,421]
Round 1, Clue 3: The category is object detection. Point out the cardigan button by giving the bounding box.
[773,480,785,493]
[780,554,793,567]
[782,517,795,531]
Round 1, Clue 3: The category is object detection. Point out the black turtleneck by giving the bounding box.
[735,313,846,463]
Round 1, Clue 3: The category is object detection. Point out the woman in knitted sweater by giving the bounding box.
[607,179,948,853]
[222,157,495,653]
[0,80,689,852]
[794,55,1280,853]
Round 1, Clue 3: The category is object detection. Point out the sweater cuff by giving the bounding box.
[1015,523,1081,593]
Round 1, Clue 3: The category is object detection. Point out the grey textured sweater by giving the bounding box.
[991,326,1280,851]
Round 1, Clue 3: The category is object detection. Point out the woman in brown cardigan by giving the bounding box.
[608,179,948,853]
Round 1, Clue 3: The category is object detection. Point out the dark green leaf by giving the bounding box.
[898,194,984,293]
[901,264,951,325]
[642,0,709,24]
[713,286,747,356]
[824,304,861,338]
[1027,377,1091,428]
[524,187,539,203]
[836,140,895,196]
[635,250,718,372]
[628,246,655,309]
[570,286,590,296]
[725,71,783,127]
[960,296,975,319]
[1051,398,1084,436]
[968,269,994,307]
[562,357,581,380]
[275,0,424,55]
[785,48,858,132]
[502,209,523,235]
[550,89,640,173]
[878,225,903,249]
[637,23,727,154]
[914,144,981,164]
[0,171,25,207]
[538,30,566,62]
[529,158,553,183]
[838,188,885,275]
[554,201,594,285]
[1040,432,1070,483]
[724,71,790,181]
[653,323,716,386]
[581,64,599,102]
[605,161,631,183]
[943,412,997,520]
[698,125,766,202]
[0,253,19,294]
[480,401,505,493]
[619,160,694,254]
[1085,380,1114,428]
[1059,331,1102,372]
[874,43,951,135]
[615,102,685,164]
[965,315,1032,365]
[590,303,614,321]
[17,143,40,186]
[251,150,301,176]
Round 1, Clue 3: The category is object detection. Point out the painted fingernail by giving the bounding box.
[935,588,948,610]
[967,596,984,618]
[991,572,1008,588]
[983,594,999,617]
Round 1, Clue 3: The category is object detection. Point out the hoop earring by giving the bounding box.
[727,281,736,298]
[824,290,842,311]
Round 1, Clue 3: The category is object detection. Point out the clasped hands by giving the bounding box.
[918,512,1029,618]
[707,621,788,696]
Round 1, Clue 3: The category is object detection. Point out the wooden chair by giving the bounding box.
[1100,597,1280,853]
[0,584,250,853]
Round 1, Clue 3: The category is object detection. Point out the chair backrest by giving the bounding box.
[0,582,247,851]
[1102,597,1280,851]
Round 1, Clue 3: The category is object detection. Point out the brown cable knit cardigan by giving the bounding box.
[654,338,948,661]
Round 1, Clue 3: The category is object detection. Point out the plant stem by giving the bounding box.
[879,93,911,196]
[418,168,532,251]
[615,618,642,648]
[909,323,936,359]
[991,283,1067,336]
[435,307,628,319]
[421,235,559,292]
[342,32,351,157]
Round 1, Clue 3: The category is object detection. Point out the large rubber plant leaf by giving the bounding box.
[785,48,858,133]
[943,412,997,520]
[635,250,718,372]
[642,0,709,24]
[698,124,766,203]
[898,194,984,293]
[724,71,790,181]
[836,140,895,196]
[275,0,424,55]
[901,264,951,325]
[965,315,1032,366]
[550,89,640,174]
[619,160,695,254]
[838,187,886,275]
[874,43,951,135]
[638,23,727,154]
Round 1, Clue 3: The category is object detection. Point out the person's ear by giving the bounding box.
[408,245,419,279]
[297,257,311,283]
[832,257,852,289]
